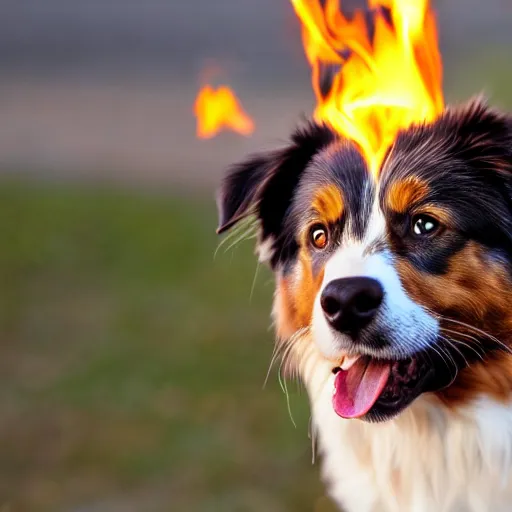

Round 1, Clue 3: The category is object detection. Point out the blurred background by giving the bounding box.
[1,1,511,511]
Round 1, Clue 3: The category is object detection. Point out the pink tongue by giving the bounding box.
[333,358,391,419]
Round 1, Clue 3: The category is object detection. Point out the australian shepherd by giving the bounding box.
[216,99,512,511]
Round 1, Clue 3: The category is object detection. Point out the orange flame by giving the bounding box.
[194,85,255,138]
[291,0,444,173]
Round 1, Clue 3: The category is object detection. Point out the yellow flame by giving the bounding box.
[290,0,444,174]
[194,85,255,138]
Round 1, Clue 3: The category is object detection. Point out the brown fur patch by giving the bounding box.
[311,184,344,223]
[386,177,429,213]
[439,354,512,406]
[273,249,326,379]
[395,241,512,405]
[275,250,324,340]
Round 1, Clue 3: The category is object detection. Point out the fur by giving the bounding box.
[217,99,512,511]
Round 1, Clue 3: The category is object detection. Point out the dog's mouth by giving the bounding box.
[332,353,433,422]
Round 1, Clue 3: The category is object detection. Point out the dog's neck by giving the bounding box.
[308,369,512,512]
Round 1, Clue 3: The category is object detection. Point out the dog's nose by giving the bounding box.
[320,277,383,334]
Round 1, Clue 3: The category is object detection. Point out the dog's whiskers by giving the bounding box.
[439,335,471,367]
[422,305,511,356]
[263,342,283,390]
[441,317,512,355]
[429,342,458,383]
[263,319,312,390]
[214,218,258,259]
[440,328,486,361]
[249,261,261,303]
[308,415,318,464]
[263,327,312,428]
[278,358,297,428]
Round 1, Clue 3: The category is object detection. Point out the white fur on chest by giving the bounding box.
[308,371,512,512]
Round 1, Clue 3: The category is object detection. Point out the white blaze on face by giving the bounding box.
[312,200,439,360]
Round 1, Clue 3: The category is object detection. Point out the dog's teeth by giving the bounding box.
[340,355,360,371]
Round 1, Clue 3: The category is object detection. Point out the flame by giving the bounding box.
[194,85,255,138]
[291,0,444,173]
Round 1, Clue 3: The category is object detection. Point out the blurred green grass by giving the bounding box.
[0,181,334,512]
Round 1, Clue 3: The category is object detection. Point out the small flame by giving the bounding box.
[291,0,444,173]
[194,85,255,138]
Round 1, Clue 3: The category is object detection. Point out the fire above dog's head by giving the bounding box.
[214,0,512,422]
[217,100,512,421]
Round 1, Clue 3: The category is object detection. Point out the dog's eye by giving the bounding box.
[310,224,329,249]
[412,214,439,237]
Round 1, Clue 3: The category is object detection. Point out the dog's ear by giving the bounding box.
[443,99,512,213]
[443,98,512,171]
[216,122,336,258]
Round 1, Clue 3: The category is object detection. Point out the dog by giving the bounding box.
[216,99,512,511]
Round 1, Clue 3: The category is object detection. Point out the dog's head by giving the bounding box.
[217,100,512,422]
